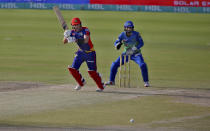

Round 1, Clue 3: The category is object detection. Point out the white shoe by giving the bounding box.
[74,85,82,90]
[74,79,86,90]
[144,82,150,87]
[96,84,105,92]
[96,88,103,92]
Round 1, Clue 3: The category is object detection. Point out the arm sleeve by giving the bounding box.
[136,32,144,49]
[69,30,76,37]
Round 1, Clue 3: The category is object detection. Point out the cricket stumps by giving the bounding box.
[119,54,131,88]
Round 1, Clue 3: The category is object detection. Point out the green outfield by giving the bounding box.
[0,9,210,130]
[0,9,210,88]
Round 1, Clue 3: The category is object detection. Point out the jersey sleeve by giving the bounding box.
[136,32,144,49]
[84,27,90,36]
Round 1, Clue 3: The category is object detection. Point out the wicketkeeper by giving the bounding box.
[63,17,105,92]
[105,21,150,87]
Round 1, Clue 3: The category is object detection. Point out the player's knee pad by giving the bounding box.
[68,67,84,86]
[88,70,104,89]
[68,67,79,75]
[88,70,99,79]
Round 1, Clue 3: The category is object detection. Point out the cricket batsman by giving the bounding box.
[63,17,105,92]
[105,21,150,87]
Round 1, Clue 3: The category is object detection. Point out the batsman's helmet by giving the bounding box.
[124,21,134,28]
[71,17,81,25]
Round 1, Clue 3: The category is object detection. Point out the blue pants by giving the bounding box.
[109,53,149,82]
[71,50,97,71]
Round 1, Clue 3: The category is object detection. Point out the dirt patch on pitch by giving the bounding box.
[0,81,49,92]
[0,81,210,131]
[1,81,210,107]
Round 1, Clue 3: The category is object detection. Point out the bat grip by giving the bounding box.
[63,25,67,30]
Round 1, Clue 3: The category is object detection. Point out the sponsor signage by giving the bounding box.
[0,0,209,13]
[90,0,210,7]
[0,0,90,4]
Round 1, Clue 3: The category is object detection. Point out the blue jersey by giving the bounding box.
[114,31,144,53]
[109,31,148,83]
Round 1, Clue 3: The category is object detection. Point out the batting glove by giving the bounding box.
[66,37,76,43]
[64,30,72,38]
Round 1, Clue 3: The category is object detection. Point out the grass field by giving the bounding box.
[0,9,210,88]
[0,9,210,130]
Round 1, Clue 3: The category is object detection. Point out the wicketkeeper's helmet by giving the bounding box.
[71,17,81,25]
[124,21,134,28]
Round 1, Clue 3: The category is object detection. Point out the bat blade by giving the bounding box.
[53,6,68,30]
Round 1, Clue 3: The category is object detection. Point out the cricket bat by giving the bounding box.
[53,6,69,30]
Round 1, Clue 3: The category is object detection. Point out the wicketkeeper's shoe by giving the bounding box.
[74,79,86,90]
[144,82,150,87]
[104,81,115,86]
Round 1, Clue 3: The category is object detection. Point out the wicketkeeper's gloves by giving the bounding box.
[115,42,123,50]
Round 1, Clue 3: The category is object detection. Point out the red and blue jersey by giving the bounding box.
[70,27,97,71]
[71,27,95,52]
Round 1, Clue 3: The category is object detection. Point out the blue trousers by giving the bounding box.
[71,50,97,71]
[109,53,149,82]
